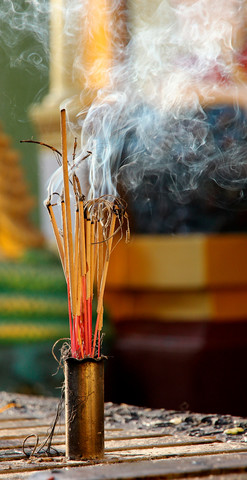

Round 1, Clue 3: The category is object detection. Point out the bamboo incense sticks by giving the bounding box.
[46,109,129,359]
[21,110,129,461]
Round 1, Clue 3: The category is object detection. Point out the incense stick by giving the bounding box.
[42,109,129,359]
[46,200,65,273]
[61,109,76,316]
[96,212,116,315]
[92,212,116,356]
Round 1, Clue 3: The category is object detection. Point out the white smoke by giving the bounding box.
[69,0,247,202]
[1,0,247,205]
[0,0,49,72]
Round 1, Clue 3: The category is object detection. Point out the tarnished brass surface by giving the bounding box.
[64,357,104,460]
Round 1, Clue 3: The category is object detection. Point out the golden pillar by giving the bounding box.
[31,0,127,147]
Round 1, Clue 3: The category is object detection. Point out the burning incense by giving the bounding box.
[21,108,130,461]
[45,109,129,359]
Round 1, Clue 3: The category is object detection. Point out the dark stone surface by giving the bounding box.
[1,391,247,445]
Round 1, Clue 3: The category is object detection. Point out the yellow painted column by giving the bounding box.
[83,0,112,90]
[105,233,247,323]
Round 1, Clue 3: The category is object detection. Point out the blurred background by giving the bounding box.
[1,0,247,416]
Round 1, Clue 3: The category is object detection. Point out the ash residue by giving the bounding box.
[105,402,247,443]
[0,391,58,419]
[1,391,247,445]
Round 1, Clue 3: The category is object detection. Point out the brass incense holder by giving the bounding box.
[64,357,104,460]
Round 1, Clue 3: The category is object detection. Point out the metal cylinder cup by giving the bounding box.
[64,357,104,460]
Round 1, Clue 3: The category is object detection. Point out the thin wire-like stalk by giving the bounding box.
[96,213,116,315]
[46,201,65,274]
[79,199,87,276]
[74,207,80,316]
[92,213,116,355]
[86,217,92,301]
[61,109,76,316]
[90,220,95,299]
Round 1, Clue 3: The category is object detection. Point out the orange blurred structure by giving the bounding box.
[83,0,112,89]
[106,234,247,323]
[0,125,44,259]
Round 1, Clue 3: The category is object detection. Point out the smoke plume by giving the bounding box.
[2,0,247,225]
[70,0,247,208]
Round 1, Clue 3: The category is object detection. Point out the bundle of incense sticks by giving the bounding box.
[46,109,129,358]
